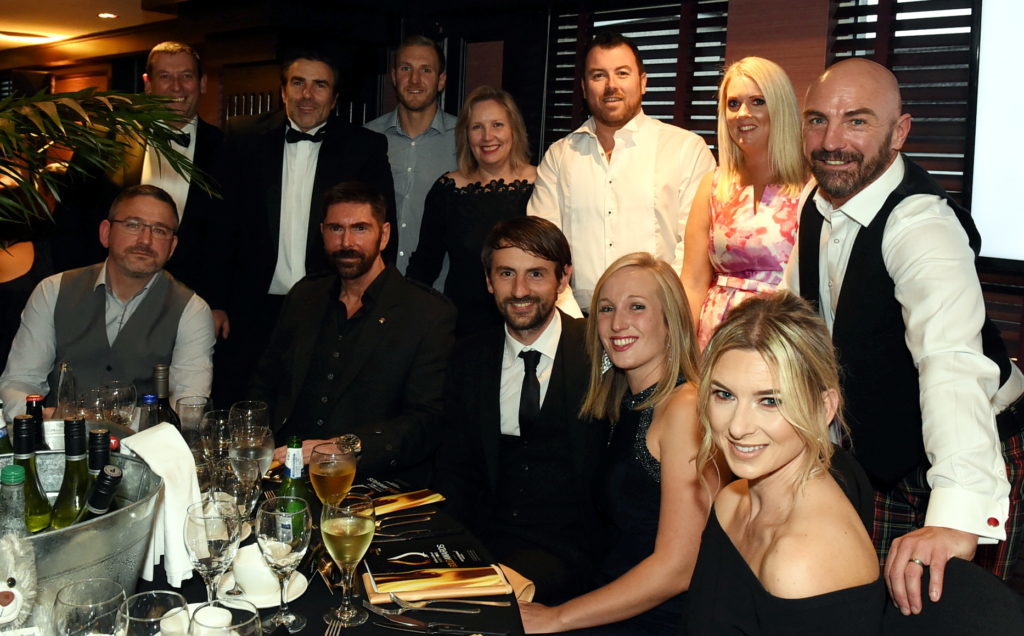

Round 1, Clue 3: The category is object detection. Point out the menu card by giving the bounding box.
[361,540,512,603]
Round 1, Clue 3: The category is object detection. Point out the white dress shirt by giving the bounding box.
[528,111,715,309]
[498,311,562,437]
[0,261,215,423]
[269,119,326,295]
[783,155,1023,541]
[141,117,197,222]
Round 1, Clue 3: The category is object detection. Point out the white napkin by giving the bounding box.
[121,422,201,587]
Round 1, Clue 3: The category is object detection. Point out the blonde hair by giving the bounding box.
[580,253,699,423]
[715,57,806,200]
[695,291,845,485]
[455,86,530,176]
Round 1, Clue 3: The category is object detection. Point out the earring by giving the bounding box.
[601,350,613,374]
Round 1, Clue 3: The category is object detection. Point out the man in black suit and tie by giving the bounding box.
[433,216,609,604]
[218,50,397,402]
[254,181,454,485]
[52,41,231,335]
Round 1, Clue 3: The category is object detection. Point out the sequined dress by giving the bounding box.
[697,169,799,348]
[598,379,685,630]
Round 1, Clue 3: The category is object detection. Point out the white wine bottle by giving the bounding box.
[51,418,90,529]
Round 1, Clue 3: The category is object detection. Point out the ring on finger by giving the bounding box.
[908,558,926,567]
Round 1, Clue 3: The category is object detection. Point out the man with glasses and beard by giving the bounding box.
[251,182,455,485]
[433,216,609,604]
[783,58,1024,617]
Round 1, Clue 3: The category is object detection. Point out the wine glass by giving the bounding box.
[309,441,358,505]
[188,599,261,635]
[228,401,274,476]
[52,577,126,635]
[200,410,232,460]
[115,590,188,635]
[80,388,108,424]
[183,498,242,603]
[321,493,376,626]
[103,381,137,430]
[217,457,261,526]
[255,497,311,633]
[176,395,210,460]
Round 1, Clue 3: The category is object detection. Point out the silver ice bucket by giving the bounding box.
[0,448,162,626]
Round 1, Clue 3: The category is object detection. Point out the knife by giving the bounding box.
[362,600,508,635]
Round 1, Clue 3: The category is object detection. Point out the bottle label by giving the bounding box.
[286,447,303,479]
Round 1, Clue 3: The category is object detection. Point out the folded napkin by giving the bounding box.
[121,423,201,587]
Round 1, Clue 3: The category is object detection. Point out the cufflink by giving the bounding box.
[378,317,386,324]
[987,517,1000,527]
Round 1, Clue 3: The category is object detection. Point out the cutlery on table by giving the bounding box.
[363,600,508,635]
[389,593,511,608]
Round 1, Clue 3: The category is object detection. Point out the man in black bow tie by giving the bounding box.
[217,50,396,402]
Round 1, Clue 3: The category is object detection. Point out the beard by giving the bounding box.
[330,248,377,279]
[589,89,643,129]
[114,246,163,278]
[810,129,895,203]
[495,294,555,334]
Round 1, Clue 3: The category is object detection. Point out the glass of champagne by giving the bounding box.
[52,577,126,635]
[115,590,188,636]
[228,401,274,476]
[321,493,376,626]
[200,410,232,460]
[188,599,261,635]
[255,496,312,633]
[183,498,242,603]
[309,441,358,506]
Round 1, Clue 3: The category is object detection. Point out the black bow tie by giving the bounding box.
[285,127,327,143]
[171,132,191,147]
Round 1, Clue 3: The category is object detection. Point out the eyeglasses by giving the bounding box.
[109,219,176,240]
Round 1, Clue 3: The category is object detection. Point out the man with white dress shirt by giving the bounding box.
[0,185,214,422]
[783,58,1024,616]
[527,32,715,311]
[433,216,609,604]
[365,35,457,280]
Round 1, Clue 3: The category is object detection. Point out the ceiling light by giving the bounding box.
[98,12,118,19]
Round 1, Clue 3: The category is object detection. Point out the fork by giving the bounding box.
[324,619,342,636]
[263,489,277,501]
[388,593,511,608]
[374,597,480,616]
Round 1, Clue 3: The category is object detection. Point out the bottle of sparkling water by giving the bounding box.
[279,436,315,505]
[0,465,29,538]
[51,418,91,529]
[12,415,52,532]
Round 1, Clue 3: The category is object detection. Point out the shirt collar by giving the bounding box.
[814,154,906,227]
[381,106,454,138]
[503,309,562,363]
[332,265,391,310]
[96,260,159,299]
[285,117,327,137]
[572,110,648,139]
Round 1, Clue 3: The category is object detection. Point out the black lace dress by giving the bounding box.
[406,176,534,337]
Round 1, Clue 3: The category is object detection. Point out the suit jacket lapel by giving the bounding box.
[307,120,343,274]
[282,276,333,419]
[262,114,286,247]
[481,333,504,492]
[558,314,592,478]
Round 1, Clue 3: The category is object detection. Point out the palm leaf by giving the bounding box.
[0,88,219,227]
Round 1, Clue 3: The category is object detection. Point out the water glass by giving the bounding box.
[183,499,242,602]
[176,396,210,459]
[228,401,274,475]
[115,590,188,635]
[200,410,232,460]
[256,497,311,633]
[188,599,262,635]
[52,577,126,635]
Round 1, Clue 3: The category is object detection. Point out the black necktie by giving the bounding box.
[285,127,327,143]
[518,349,542,436]
[171,131,191,147]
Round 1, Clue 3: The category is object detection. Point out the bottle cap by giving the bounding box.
[142,394,158,405]
[1,464,25,485]
[64,418,87,456]
[12,415,35,453]
[25,394,43,402]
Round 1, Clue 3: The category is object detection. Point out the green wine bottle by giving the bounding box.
[87,428,111,481]
[51,418,90,529]
[279,436,315,505]
[11,414,52,532]
[0,400,13,455]
[73,465,123,524]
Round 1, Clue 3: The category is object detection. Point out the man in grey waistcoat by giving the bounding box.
[0,184,215,422]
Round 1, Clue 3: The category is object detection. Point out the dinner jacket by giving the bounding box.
[51,117,230,309]
[248,266,455,485]
[223,111,397,309]
[433,312,607,536]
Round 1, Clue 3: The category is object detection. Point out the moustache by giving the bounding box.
[505,295,540,306]
[126,246,157,258]
[811,149,863,163]
[330,249,363,260]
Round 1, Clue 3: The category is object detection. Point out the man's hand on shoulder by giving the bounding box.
[884,526,978,615]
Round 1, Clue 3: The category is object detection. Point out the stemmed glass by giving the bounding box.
[200,410,232,460]
[52,577,126,635]
[188,599,262,635]
[218,457,261,528]
[183,498,242,603]
[80,387,108,424]
[176,395,210,460]
[115,590,188,635]
[228,401,274,476]
[321,493,376,626]
[309,441,358,505]
[102,381,137,429]
[255,497,312,633]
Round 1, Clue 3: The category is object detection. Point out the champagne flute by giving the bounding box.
[183,498,242,603]
[255,497,311,633]
[200,410,232,460]
[228,401,274,475]
[309,441,358,505]
[115,590,188,636]
[52,577,126,635]
[321,493,376,626]
[188,599,261,635]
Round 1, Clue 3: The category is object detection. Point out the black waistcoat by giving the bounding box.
[798,158,1011,487]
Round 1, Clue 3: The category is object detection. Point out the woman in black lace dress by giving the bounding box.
[520,252,724,634]
[406,86,537,337]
